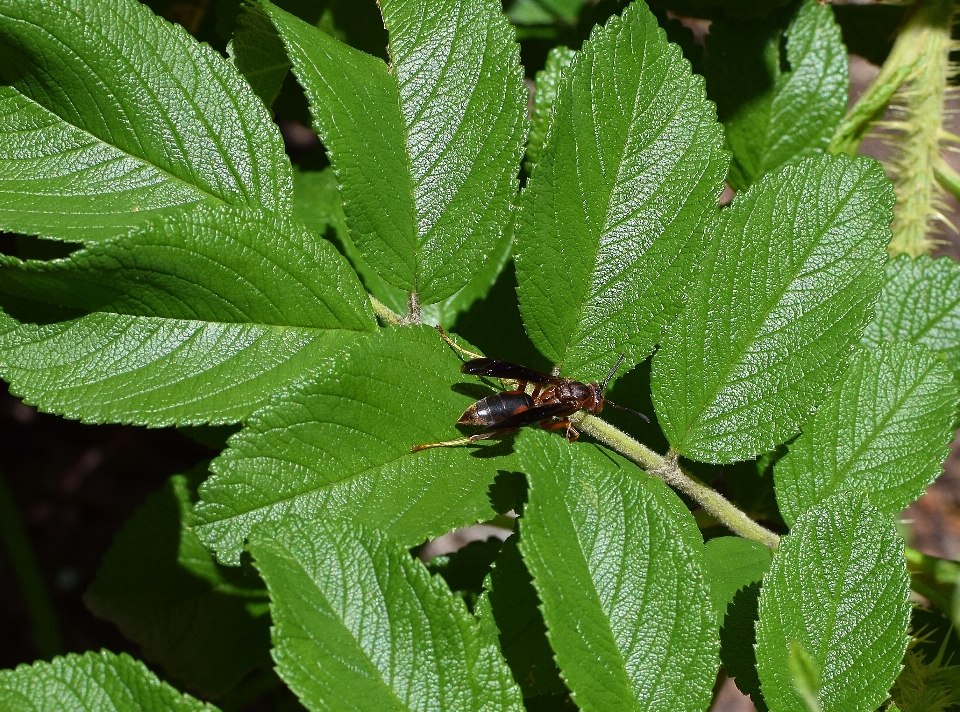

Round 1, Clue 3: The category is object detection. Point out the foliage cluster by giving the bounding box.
[1,0,960,710]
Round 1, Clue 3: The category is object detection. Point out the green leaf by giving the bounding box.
[719,582,767,712]
[194,325,518,565]
[705,0,847,190]
[0,205,374,426]
[474,534,565,698]
[517,431,718,711]
[862,255,960,375]
[652,154,894,464]
[259,0,527,304]
[703,536,772,621]
[0,650,217,711]
[85,466,270,698]
[249,515,524,711]
[0,0,291,244]
[526,45,576,174]
[229,1,290,108]
[755,491,910,712]
[515,1,727,381]
[774,343,958,526]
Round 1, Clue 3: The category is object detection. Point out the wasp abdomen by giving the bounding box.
[458,392,535,429]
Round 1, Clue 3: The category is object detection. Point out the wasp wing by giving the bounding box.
[461,358,562,384]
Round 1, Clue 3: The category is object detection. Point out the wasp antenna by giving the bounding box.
[604,400,651,423]
[599,353,627,392]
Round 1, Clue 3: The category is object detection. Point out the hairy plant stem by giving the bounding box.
[571,412,781,549]
[874,0,956,256]
[405,291,423,325]
[368,294,402,325]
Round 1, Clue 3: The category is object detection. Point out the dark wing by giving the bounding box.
[483,401,578,431]
[461,358,561,384]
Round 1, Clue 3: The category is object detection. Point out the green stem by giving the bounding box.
[573,412,781,549]
[0,468,65,658]
[369,294,402,325]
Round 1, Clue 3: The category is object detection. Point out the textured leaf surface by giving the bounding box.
[194,326,519,565]
[706,0,847,190]
[703,536,771,620]
[261,0,526,303]
[85,467,270,697]
[0,205,374,426]
[518,432,717,712]
[0,0,290,244]
[474,535,565,698]
[652,154,893,463]
[250,515,524,711]
[525,45,576,173]
[515,2,727,381]
[862,255,960,374]
[755,491,910,712]
[0,651,217,712]
[774,343,957,526]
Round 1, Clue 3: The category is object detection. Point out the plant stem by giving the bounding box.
[405,291,423,325]
[876,0,956,256]
[0,468,65,658]
[369,294,402,325]
[572,412,781,549]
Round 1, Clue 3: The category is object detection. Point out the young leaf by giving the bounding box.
[474,534,565,698]
[755,491,910,712]
[515,1,727,382]
[517,431,718,712]
[652,154,894,464]
[85,466,270,698]
[703,536,772,621]
[862,255,960,374]
[228,2,290,109]
[259,0,527,304]
[0,650,217,711]
[705,0,847,190]
[774,343,958,526]
[525,45,576,174]
[194,325,518,565]
[249,515,524,711]
[0,0,291,244]
[0,205,374,426]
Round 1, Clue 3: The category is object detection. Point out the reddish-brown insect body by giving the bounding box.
[412,331,648,452]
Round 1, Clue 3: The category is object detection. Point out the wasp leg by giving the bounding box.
[411,430,510,452]
[435,325,485,360]
[539,418,580,442]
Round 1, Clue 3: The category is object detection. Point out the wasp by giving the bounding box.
[412,328,648,452]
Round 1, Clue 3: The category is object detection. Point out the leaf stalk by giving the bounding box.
[572,412,781,549]
[368,294,403,325]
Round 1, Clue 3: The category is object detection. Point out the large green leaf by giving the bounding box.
[194,326,518,565]
[259,0,526,304]
[525,45,576,174]
[862,255,960,375]
[0,205,374,425]
[652,154,893,463]
[705,0,847,190]
[774,343,957,526]
[0,651,217,711]
[515,1,727,382]
[755,491,910,712]
[517,431,718,712]
[85,466,270,698]
[0,0,290,244]
[250,515,524,711]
